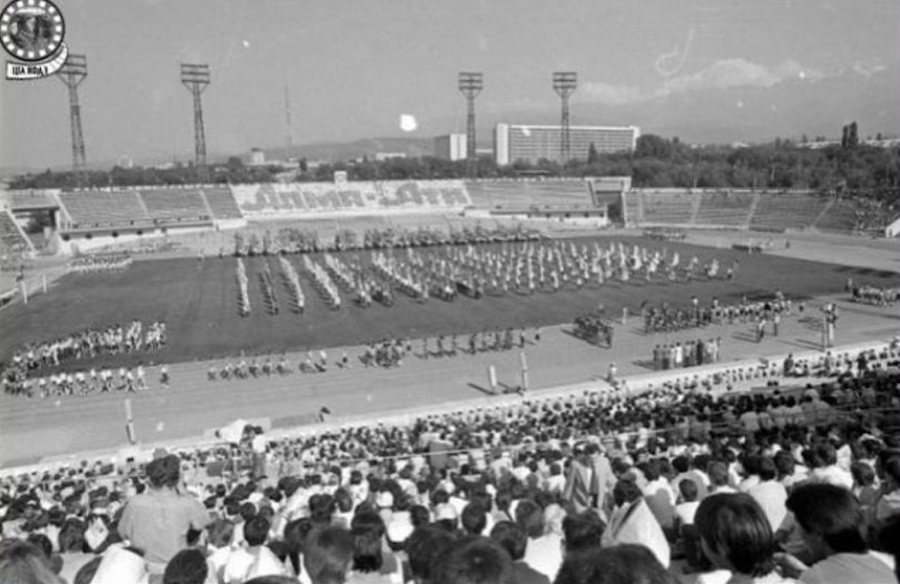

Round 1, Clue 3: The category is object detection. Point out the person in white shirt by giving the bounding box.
[206,519,235,584]
[775,483,895,584]
[223,516,290,584]
[675,479,701,527]
[747,456,788,532]
[808,444,853,491]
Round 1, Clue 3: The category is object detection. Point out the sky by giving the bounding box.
[0,0,897,169]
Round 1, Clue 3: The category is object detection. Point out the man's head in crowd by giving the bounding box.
[553,544,679,584]
[304,525,355,584]
[786,483,868,562]
[562,511,605,555]
[163,548,208,584]
[147,455,181,490]
[406,525,458,584]
[433,535,514,584]
[349,510,387,574]
[695,493,776,578]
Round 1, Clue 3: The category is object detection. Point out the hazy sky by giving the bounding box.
[1,0,897,169]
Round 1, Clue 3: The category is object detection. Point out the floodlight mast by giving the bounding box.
[57,54,88,187]
[552,71,577,164]
[458,72,483,177]
[180,63,211,183]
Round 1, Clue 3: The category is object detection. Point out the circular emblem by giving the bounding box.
[0,0,64,62]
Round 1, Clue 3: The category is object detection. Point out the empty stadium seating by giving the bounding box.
[694,191,755,227]
[379,180,471,209]
[9,191,57,211]
[139,189,210,223]
[749,193,830,232]
[59,191,151,229]
[1,210,32,252]
[465,180,590,208]
[622,191,642,225]
[200,187,244,220]
[814,200,860,232]
[639,190,696,225]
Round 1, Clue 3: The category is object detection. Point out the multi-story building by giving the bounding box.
[494,124,639,165]
[433,133,467,161]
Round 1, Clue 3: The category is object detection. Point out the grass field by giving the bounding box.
[3,234,899,371]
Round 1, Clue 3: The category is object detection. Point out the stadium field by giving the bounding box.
[3,234,899,370]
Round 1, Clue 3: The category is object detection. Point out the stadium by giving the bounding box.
[2,2,900,583]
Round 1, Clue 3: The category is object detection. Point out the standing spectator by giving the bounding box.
[117,454,211,573]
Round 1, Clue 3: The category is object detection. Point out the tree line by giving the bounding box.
[8,133,899,205]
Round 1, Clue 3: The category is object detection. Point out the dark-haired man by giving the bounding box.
[117,454,211,574]
[775,483,895,584]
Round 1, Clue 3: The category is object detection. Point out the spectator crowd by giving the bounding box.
[1,338,900,583]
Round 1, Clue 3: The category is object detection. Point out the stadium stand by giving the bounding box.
[232,181,470,218]
[58,190,151,229]
[0,209,33,252]
[379,180,471,209]
[199,186,244,220]
[639,190,696,225]
[139,189,211,223]
[814,199,862,233]
[749,192,830,232]
[8,191,58,211]
[694,190,756,227]
[465,179,591,208]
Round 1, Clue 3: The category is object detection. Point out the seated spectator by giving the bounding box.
[164,548,208,584]
[808,445,853,490]
[490,521,550,584]
[461,502,488,537]
[223,515,289,583]
[117,454,211,572]
[641,459,677,536]
[874,454,900,529]
[775,483,896,584]
[303,525,355,584]
[747,456,788,532]
[432,535,514,584]
[603,479,670,568]
[694,493,794,584]
[708,461,737,495]
[0,539,66,584]
[553,544,680,584]
[346,510,402,583]
[205,519,235,584]
[561,511,605,556]
[405,525,457,584]
[90,545,150,584]
[774,451,806,492]
[850,461,878,510]
[515,498,562,581]
[676,479,701,528]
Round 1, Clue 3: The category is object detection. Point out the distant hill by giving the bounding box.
[262,136,440,163]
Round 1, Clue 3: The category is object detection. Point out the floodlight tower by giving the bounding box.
[458,72,483,177]
[57,54,88,187]
[284,85,294,153]
[180,63,211,183]
[552,71,577,164]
